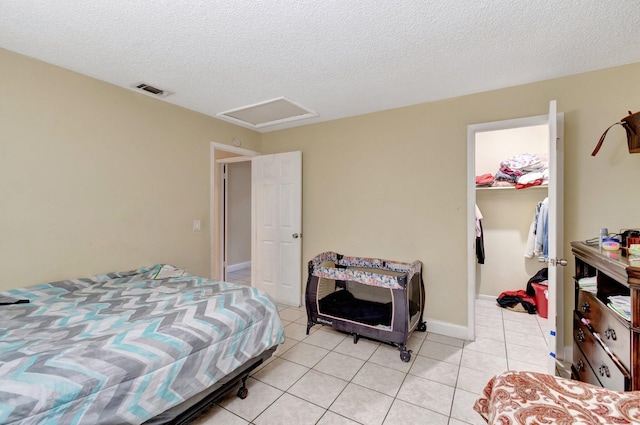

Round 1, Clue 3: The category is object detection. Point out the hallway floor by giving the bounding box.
[227,268,251,285]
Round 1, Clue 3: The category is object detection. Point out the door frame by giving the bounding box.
[217,159,252,282]
[466,112,559,342]
[210,142,259,280]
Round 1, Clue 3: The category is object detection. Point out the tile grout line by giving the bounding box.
[501,306,510,372]
[259,326,457,424]
[226,304,528,425]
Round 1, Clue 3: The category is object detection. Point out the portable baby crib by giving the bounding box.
[305,252,426,362]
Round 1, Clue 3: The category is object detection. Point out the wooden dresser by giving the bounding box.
[571,241,640,391]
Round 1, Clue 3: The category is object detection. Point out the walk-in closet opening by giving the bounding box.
[467,102,565,375]
[475,125,549,299]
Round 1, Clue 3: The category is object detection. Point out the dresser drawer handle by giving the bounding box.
[577,329,585,342]
[604,327,617,340]
[599,365,610,378]
[576,360,585,372]
[581,302,590,313]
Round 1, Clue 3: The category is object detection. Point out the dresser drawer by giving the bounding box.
[576,290,630,370]
[572,340,602,387]
[573,312,631,391]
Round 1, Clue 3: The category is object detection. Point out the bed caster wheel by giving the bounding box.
[237,386,248,399]
[400,350,412,363]
[417,321,427,332]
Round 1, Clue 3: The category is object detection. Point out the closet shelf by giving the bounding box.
[476,184,548,191]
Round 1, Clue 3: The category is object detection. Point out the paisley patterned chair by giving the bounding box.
[474,371,640,424]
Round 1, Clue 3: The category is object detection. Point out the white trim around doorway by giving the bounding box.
[210,142,260,280]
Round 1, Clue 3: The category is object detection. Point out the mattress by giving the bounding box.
[319,290,392,326]
[0,265,285,425]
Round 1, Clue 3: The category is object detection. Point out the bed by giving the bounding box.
[0,265,285,424]
[474,371,640,424]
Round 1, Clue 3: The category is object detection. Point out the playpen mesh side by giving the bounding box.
[345,267,396,304]
[318,290,393,327]
[315,266,403,328]
[407,273,422,322]
[316,261,337,300]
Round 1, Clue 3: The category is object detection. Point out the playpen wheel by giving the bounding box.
[417,322,427,332]
[400,350,411,363]
[237,386,248,399]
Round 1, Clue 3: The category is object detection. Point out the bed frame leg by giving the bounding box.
[353,333,359,344]
[237,374,249,399]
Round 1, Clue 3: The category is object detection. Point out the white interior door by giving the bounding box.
[545,100,566,372]
[252,151,302,306]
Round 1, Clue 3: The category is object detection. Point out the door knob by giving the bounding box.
[292,233,301,239]
[538,257,568,266]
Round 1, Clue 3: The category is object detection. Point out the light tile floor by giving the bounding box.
[194,284,549,425]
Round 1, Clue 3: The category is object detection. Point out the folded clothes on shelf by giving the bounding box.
[608,295,631,321]
[578,276,597,292]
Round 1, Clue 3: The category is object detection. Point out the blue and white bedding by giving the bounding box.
[0,265,285,424]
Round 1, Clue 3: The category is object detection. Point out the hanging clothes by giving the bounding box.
[475,204,485,264]
[525,197,549,258]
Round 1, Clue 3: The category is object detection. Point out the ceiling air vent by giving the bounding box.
[135,83,171,97]
[217,97,317,129]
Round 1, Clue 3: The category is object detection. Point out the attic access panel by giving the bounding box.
[218,97,317,129]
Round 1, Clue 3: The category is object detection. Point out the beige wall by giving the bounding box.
[227,161,252,266]
[475,125,548,175]
[261,62,640,333]
[0,48,260,289]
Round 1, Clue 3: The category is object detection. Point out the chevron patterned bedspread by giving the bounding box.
[0,265,285,425]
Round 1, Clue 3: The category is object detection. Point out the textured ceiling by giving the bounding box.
[2,1,640,132]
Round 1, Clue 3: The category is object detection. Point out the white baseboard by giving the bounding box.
[476,293,497,302]
[227,261,251,273]
[424,318,471,341]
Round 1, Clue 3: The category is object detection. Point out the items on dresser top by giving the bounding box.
[602,238,621,251]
